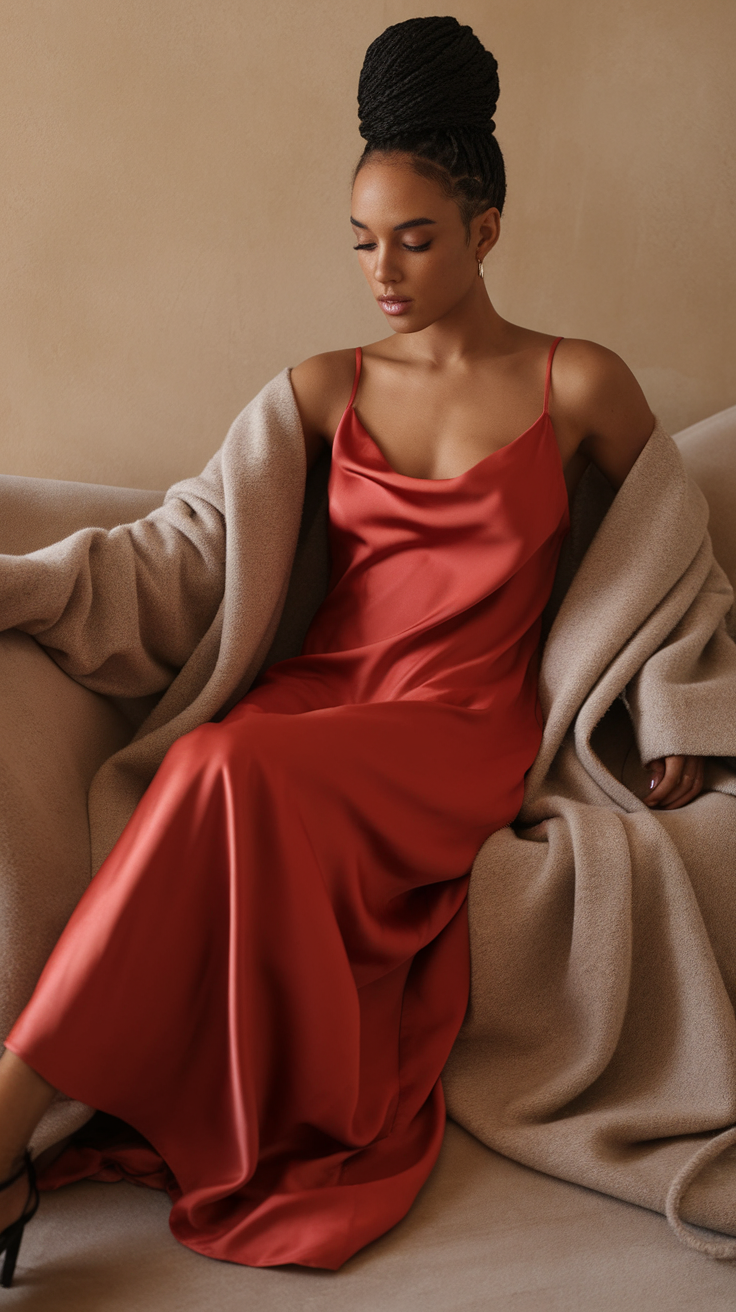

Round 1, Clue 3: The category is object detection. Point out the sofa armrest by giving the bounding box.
[0,473,163,556]
[0,629,132,1153]
[675,405,736,615]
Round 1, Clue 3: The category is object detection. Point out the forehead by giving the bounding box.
[351,157,459,228]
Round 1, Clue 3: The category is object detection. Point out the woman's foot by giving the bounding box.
[0,1153,39,1287]
[0,1050,56,1236]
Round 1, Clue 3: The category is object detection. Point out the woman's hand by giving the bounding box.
[644,756,705,810]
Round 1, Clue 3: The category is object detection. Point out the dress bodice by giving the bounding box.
[297,343,570,710]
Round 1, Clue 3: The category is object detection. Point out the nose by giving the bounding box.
[373,242,402,287]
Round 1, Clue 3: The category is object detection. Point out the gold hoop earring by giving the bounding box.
[478,260,485,279]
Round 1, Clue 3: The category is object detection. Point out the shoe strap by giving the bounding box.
[0,1151,32,1194]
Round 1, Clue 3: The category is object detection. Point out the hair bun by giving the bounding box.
[358,16,499,146]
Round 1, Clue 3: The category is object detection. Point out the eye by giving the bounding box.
[352,240,432,253]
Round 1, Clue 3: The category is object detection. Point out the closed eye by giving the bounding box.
[352,241,432,252]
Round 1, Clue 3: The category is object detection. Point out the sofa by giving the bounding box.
[1,405,735,1309]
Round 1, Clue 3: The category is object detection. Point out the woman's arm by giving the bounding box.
[290,350,356,471]
[551,340,706,812]
[0,371,306,700]
[0,496,225,698]
[550,339,656,489]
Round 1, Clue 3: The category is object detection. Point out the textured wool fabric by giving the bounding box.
[674,405,736,640]
[444,420,736,1254]
[0,373,327,874]
[0,381,735,1253]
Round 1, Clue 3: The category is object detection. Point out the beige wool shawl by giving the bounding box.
[0,373,329,872]
[2,370,736,1255]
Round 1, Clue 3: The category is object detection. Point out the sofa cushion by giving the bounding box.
[0,630,132,1152]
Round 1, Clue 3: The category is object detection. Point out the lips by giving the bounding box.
[378,296,412,316]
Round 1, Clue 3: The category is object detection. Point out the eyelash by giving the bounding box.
[352,241,431,253]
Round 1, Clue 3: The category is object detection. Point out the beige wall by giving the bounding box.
[0,0,733,490]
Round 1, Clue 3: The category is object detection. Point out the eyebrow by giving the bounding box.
[350,217,437,232]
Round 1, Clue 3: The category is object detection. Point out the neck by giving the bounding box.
[395,280,511,367]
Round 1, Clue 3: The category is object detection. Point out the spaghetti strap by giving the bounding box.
[543,337,564,414]
[348,347,363,409]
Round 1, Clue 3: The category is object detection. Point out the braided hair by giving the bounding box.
[355,16,506,231]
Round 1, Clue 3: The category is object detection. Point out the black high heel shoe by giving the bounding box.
[0,1152,39,1288]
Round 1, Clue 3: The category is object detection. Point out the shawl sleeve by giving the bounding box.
[626,553,736,762]
[0,458,227,699]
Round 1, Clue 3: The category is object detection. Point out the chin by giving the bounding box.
[387,318,419,334]
[386,309,439,335]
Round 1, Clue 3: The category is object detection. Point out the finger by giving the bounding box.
[660,756,703,809]
[659,755,699,808]
[645,756,683,806]
[661,757,705,810]
[677,755,705,803]
[642,758,666,804]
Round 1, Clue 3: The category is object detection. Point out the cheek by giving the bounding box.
[356,254,379,289]
[419,248,472,295]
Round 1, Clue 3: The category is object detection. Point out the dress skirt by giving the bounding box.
[7,694,529,1269]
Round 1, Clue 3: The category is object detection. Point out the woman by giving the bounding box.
[0,16,706,1282]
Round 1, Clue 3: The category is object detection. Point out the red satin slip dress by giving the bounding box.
[7,338,569,1270]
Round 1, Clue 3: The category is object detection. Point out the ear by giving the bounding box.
[474,207,501,262]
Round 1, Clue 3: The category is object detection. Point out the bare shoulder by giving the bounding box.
[290,349,357,451]
[550,338,656,488]
[552,338,651,422]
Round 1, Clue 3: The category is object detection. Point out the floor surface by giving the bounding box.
[6,1122,736,1311]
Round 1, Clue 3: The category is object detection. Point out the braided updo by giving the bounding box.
[356,16,506,230]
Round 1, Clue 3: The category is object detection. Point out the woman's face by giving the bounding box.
[350,154,499,335]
